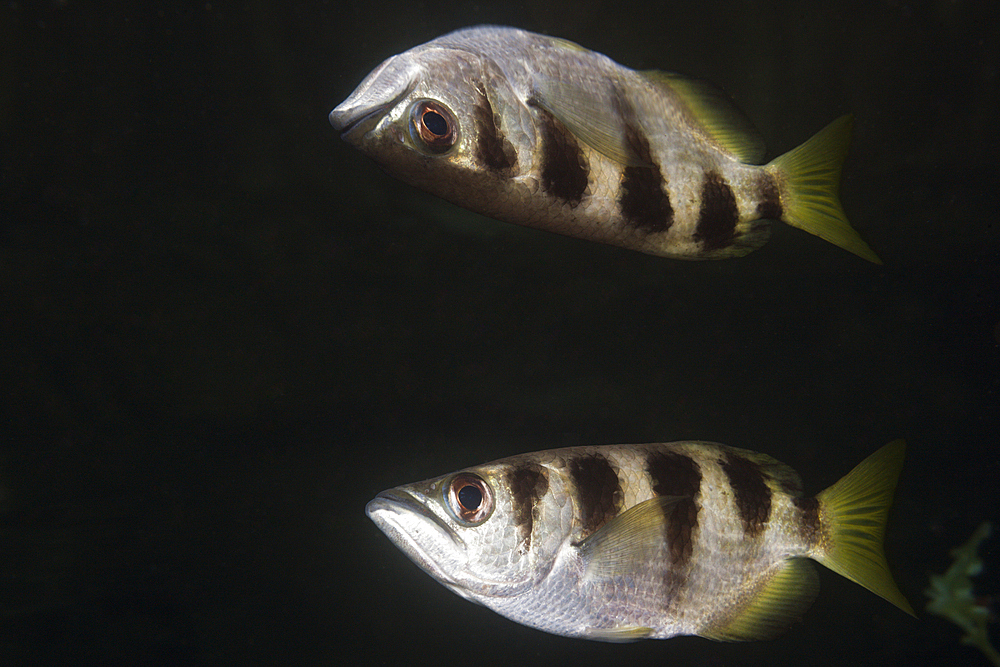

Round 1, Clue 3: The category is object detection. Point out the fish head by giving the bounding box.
[366,460,569,603]
[330,39,530,209]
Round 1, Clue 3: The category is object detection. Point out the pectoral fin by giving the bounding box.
[576,495,684,580]
[532,77,651,167]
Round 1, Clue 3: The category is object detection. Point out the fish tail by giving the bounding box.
[767,115,881,264]
[814,439,915,616]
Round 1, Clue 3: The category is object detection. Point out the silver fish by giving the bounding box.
[331,26,880,263]
[366,440,914,641]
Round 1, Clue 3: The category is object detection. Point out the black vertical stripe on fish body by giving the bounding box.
[755,173,783,221]
[613,92,673,233]
[720,452,772,538]
[527,97,589,206]
[611,88,674,233]
[693,171,739,251]
[793,495,821,543]
[618,135,673,233]
[472,85,517,174]
[567,454,622,538]
[506,463,549,552]
[644,450,702,567]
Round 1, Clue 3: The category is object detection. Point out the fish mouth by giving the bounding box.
[366,488,468,586]
[329,70,416,143]
[329,102,391,142]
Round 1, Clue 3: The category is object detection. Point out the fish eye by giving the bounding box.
[409,100,457,154]
[446,473,493,525]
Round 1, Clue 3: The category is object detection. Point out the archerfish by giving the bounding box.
[331,25,880,263]
[366,440,914,642]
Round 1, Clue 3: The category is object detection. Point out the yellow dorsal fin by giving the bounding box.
[723,445,805,495]
[641,70,766,164]
[701,558,820,641]
[815,439,916,616]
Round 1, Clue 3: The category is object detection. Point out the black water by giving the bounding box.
[2,2,998,665]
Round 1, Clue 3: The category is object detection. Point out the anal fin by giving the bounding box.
[700,558,820,641]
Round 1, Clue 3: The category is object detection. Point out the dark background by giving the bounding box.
[2,1,998,665]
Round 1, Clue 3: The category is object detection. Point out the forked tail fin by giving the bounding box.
[767,115,881,264]
[815,439,915,616]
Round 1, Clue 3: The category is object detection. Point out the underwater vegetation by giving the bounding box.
[926,522,999,665]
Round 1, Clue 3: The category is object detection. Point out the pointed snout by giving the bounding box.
[329,54,417,142]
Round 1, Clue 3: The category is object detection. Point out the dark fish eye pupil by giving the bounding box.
[423,110,448,137]
[458,484,482,510]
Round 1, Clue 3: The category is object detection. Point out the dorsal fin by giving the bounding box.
[641,70,766,164]
[722,445,804,495]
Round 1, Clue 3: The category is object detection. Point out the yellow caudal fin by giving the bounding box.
[815,440,916,616]
[767,115,882,264]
